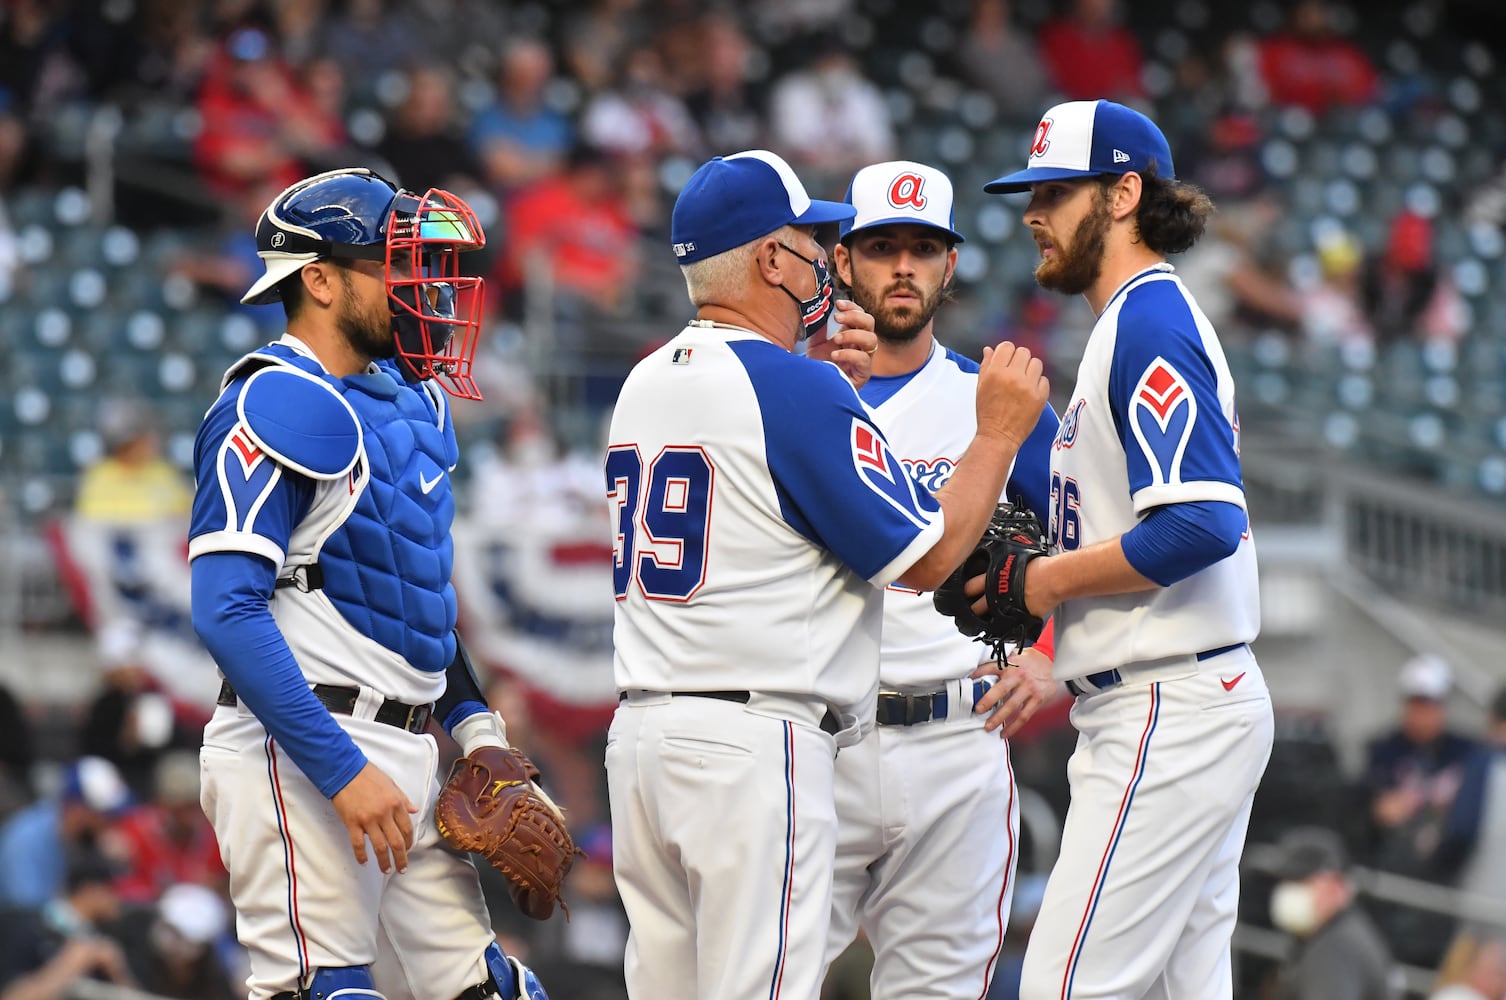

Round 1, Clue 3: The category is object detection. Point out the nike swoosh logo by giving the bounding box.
[419,470,443,495]
[1221,672,1247,692]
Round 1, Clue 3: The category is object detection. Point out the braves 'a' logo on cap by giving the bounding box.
[1030,118,1054,159]
[887,172,928,210]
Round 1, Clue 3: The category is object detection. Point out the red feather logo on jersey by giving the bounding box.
[887,173,927,210]
[1130,357,1197,485]
[853,423,894,482]
[1137,364,1186,426]
[850,418,938,530]
[228,426,264,474]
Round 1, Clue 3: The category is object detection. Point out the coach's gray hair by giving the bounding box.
[681,225,798,306]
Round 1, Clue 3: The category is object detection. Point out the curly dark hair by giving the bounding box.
[1126,165,1215,256]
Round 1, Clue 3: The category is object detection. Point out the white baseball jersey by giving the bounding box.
[607,321,944,729]
[861,340,1058,688]
[1048,264,1259,680]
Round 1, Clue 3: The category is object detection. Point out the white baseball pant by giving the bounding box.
[824,695,1019,999]
[200,700,496,999]
[1019,647,1273,1000]
[607,691,840,1000]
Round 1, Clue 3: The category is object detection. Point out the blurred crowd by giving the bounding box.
[0,0,1504,997]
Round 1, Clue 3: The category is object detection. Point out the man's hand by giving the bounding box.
[974,342,1049,452]
[807,299,878,388]
[972,646,1061,740]
[331,761,418,874]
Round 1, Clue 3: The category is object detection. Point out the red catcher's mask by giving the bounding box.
[384,188,487,400]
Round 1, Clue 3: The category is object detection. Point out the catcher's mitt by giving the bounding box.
[932,501,1050,660]
[435,745,582,920]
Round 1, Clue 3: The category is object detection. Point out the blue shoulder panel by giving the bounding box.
[730,343,940,581]
[238,366,362,480]
[1107,279,1242,496]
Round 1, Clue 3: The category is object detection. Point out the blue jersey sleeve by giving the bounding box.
[1108,280,1244,513]
[188,385,315,567]
[1006,406,1059,524]
[732,343,943,586]
[190,550,367,798]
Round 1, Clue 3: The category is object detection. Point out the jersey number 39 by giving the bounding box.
[606,445,715,601]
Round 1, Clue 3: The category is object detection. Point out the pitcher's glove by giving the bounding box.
[435,746,582,920]
[932,501,1050,660]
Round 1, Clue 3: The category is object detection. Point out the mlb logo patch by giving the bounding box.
[671,348,693,365]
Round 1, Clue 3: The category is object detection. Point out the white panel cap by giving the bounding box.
[840,161,964,243]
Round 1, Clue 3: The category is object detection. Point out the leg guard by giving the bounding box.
[452,942,549,1000]
[272,966,386,1000]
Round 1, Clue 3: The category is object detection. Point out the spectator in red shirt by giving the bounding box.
[112,751,225,906]
[495,144,640,315]
[1037,0,1144,103]
[1258,0,1379,115]
[193,26,343,199]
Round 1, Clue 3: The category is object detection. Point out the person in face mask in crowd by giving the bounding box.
[1270,825,1401,1000]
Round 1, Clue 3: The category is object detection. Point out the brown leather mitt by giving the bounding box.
[434,745,581,919]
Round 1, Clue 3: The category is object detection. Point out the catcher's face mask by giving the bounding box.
[383,189,487,400]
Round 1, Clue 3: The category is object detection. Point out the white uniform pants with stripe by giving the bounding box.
[1019,648,1273,1000]
[823,709,1019,1000]
[200,703,496,1000]
[606,693,839,1000]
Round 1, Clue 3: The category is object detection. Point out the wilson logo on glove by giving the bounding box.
[933,502,1050,660]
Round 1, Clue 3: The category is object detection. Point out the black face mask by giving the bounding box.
[777,242,835,341]
[389,277,458,383]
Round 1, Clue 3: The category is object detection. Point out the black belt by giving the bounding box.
[1065,643,1249,697]
[218,680,432,734]
[876,679,993,727]
[617,689,840,736]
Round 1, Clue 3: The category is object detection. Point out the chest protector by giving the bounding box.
[233,346,460,672]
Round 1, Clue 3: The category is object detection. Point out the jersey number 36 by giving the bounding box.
[1048,471,1082,552]
[606,445,715,601]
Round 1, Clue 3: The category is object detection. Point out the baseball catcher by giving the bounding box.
[933,501,1051,660]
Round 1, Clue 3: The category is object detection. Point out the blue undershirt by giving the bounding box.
[1119,500,1246,587]
[192,551,368,798]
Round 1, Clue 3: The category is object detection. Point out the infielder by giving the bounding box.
[605,149,1050,1000]
[189,167,549,1000]
[979,100,1275,999]
[821,160,1063,999]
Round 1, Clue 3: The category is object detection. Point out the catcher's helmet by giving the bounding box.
[241,167,488,399]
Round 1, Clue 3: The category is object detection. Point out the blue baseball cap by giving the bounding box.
[671,150,855,264]
[984,100,1176,194]
[61,756,133,817]
[840,161,965,244]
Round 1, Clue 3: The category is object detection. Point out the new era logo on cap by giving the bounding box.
[841,160,965,243]
[984,100,1177,194]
